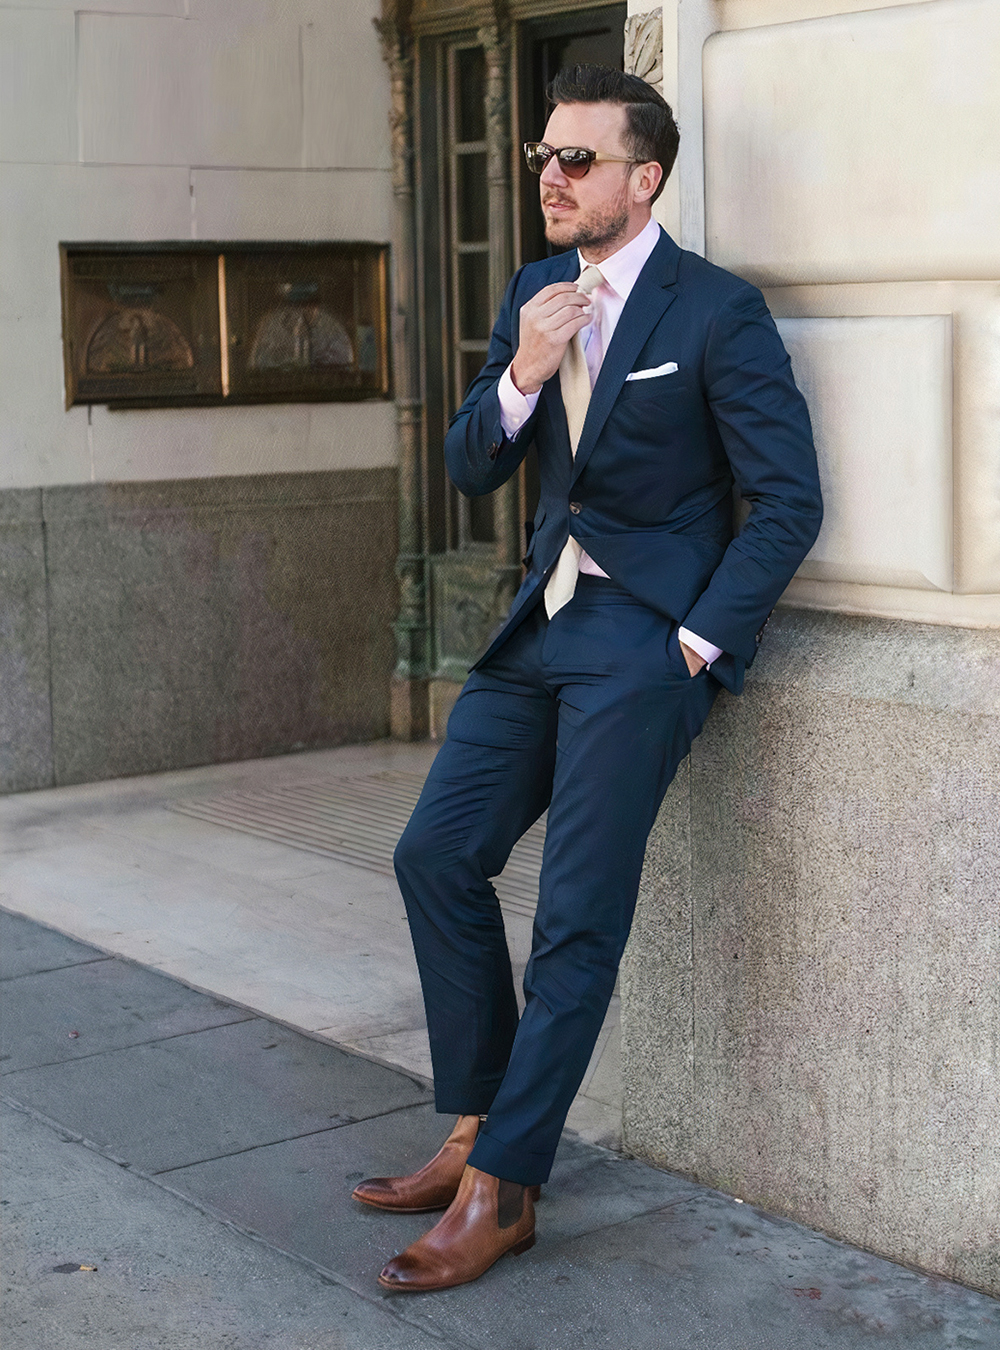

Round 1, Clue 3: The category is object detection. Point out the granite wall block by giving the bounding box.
[622,608,1000,1298]
[2,468,396,790]
[0,490,54,793]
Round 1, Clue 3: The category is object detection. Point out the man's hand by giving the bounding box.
[680,641,706,678]
[510,283,594,395]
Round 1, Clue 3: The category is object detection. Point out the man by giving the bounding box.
[353,64,822,1291]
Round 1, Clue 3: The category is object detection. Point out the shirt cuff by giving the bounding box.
[498,364,540,440]
[678,627,724,668]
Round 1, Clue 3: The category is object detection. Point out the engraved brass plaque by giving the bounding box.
[60,243,390,408]
[61,249,222,406]
[224,245,390,403]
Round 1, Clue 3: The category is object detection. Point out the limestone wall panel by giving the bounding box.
[86,400,397,483]
[0,9,76,164]
[190,167,392,241]
[0,163,191,490]
[194,16,303,169]
[704,0,1000,285]
[78,14,198,167]
[777,315,953,593]
[302,15,391,171]
[304,403,397,472]
[0,0,185,12]
[714,0,936,27]
[78,12,304,169]
[768,281,1000,605]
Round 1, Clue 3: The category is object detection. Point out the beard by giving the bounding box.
[543,180,632,252]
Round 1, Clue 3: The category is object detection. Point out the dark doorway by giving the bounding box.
[411,4,628,714]
[517,6,627,270]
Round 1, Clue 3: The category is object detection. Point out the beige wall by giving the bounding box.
[0,0,395,491]
[624,0,1000,1294]
[643,0,1000,629]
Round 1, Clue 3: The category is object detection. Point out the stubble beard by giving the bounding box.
[543,180,632,253]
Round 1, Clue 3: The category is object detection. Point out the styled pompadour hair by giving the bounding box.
[547,63,679,204]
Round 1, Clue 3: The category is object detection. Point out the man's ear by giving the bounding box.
[633,161,663,205]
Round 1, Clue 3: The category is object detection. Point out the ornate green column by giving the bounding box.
[376,0,429,740]
[481,12,522,612]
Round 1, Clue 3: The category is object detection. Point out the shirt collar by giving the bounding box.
[577,215,661,300]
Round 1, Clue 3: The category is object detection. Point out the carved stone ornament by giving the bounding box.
[624,10,664,93]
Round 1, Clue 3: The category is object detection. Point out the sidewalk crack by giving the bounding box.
[0,955,112,982]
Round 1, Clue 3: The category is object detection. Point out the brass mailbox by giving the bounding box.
[60,242,390,408]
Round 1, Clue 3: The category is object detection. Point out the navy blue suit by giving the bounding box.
[394,227,822,1185]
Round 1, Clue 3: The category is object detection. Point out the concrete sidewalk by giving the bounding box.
[5,908,1000,1349]
[3,743,1000,1347]
[0,741,619,1150]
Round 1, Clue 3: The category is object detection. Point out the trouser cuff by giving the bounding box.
[467,1128,552,1187]
[433,1073,506,1117]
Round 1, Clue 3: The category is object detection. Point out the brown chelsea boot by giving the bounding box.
[352,1114,482,1214]
[377,1164,535,1292]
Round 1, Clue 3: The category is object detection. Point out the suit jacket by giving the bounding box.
[444,227,823,695]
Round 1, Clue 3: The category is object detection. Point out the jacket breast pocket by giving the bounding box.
[616,375,693,404]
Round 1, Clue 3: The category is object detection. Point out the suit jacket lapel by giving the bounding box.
[571,230,680,484]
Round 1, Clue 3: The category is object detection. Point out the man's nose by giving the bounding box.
[539,153,568,188]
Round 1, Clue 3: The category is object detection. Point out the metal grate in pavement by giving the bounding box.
[169,770,544,918]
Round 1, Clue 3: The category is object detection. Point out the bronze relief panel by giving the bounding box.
[60,242,390,409]
[61,249,222,406]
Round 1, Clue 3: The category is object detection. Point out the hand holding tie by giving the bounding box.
[510,282,596,396]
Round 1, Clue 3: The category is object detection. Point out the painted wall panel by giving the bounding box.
[78,15,198,167]
[704,0,1000,284]
[302,19,392,171]
[777,315,953,592]
[0,163,192,490]
[0,9,76,164]
[194,17,302,169]
[190,168,392,241]
[769,280,1000,601]
[78,12,304,169]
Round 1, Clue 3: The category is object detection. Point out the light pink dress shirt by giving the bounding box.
[496,216,724,668]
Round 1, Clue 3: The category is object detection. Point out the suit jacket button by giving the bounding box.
[487,440,500,460]
[569,501,582,515]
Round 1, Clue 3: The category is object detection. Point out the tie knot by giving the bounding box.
[577,265,605,297]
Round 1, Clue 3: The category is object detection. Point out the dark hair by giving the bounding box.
[547,64,679,204]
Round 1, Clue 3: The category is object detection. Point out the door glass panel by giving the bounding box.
[456,46,487,143]
[460,347,489,403]
[457,153,489,242]
[457,252,490,343]
[447,41,494,546]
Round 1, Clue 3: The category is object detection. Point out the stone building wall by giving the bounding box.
[0,0,397,791]
[622,0,1000,1297]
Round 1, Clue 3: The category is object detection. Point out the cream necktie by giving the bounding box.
[544,264,605,619]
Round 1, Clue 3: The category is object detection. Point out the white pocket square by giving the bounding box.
[625,361,679,382]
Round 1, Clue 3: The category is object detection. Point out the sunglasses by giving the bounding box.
[523,141,638,179]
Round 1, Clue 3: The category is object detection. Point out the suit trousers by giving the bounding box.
[393,575,719,1186]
